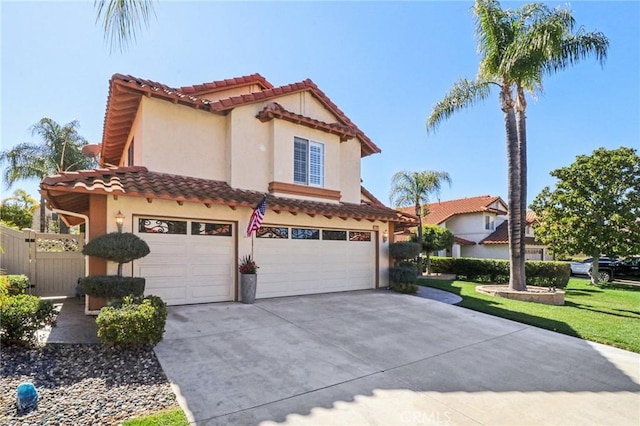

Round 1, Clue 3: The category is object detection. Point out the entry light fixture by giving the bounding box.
[115,210,125,233]
[382,229,389,243]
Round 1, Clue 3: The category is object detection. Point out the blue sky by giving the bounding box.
[2,1,638,207]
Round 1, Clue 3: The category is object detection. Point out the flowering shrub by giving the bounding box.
[239,254,259,274]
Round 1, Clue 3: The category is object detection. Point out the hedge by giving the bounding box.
[96,295,167,347]
[0,274,30,296]
[388,242,421,261]
[0,294,57,345]
[79,276,146,299]
[430,257,570,288]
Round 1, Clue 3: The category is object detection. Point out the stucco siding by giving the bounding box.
[137,97,227,181]
[340,139,362,204]
[461,244,509,260]
[276,92,338,124]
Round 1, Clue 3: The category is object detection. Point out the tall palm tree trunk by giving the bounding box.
[501,83,526,291]
[515,86,528,288]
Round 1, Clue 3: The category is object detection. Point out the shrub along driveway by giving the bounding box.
[154,290,640,425]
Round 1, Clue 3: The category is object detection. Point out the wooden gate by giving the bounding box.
[1,226,85,297]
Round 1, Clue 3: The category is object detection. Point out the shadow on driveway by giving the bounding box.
[154,291,640,426]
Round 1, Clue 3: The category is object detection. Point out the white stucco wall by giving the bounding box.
[134,97,228,181]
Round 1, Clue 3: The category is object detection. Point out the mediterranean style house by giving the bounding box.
[41,73,414,305]
[398,195,553,261]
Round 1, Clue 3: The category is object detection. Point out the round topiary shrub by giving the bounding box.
[82,232,150,276]
[96,295,167,347]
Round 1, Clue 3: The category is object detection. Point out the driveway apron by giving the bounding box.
[154,290,640,425]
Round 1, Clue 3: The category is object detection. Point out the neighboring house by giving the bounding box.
[398,195,553,261]
[40,73,414,305]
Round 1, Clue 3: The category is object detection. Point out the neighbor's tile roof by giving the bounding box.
[41,167,414,225]
[526,210,537,224]
[454,236,476,245]
[398,195,507,225]
[101,73,379,166]
[480,221,540,245]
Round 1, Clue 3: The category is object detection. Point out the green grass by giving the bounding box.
[122,408,189,426]
[419,277,640,353]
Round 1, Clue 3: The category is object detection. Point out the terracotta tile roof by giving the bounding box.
[526,210,537,224]
[360,186,385,207]
[454,236,476,245]
[480,221,540,245]
[101,73,379,166]
[207,79,379,156]
[256,103,357,141]
[41,167,413,226]
[399,195,508,225]
[177,74,273,95]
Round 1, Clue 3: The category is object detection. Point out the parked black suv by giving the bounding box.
[589,256,640,282]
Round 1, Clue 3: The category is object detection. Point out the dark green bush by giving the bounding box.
[0,294,57,345]
[82,232,150,275]
[79,276,145,299]
[0,274,30,296]
[430,257,570,288]
[389,242,421,261]
[392,282,419,294]
[389,266,418,284]
[96,295,167,347]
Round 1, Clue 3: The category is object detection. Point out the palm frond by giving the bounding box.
[426,78,493,134]
[95,0,155,53]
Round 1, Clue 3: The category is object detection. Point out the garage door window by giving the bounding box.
[322,230,347,241]
[349,231,371,242]
[292,228,320,240]
[138,218,187,234]
[191,222,232,236]
[257,227,289,238]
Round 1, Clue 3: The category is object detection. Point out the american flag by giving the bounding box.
[246,196,267,237]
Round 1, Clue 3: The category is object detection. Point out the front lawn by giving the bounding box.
[419,277,640,353]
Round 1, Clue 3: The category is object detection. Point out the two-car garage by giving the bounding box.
[134,216,377,306]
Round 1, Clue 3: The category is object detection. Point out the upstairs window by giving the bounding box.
[294,137,324,186]
[484,215,495,231]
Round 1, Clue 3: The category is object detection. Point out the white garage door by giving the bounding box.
[134,217,235,305]
[255,226,376,298]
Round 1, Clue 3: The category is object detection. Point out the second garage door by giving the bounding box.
[134,216,235,305]
[255,226,376,298]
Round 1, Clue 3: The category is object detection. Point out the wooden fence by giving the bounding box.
[1,226,85,297]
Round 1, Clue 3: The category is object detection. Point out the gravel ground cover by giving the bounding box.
[0,344,179,425]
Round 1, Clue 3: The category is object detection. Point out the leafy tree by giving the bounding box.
[411,225,455,274]
[531,147,640,285]
[426,0,608,291]
[390,170,452,275]
[0,189,39,229]
[0,118,95,232]
[95,0,155,53]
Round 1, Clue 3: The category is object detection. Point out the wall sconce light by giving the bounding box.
[382,229,389,243]
[115,210,125,233]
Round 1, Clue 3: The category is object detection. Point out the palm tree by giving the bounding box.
[0,118,95,232]
[390,170,452,275]
[426,0,608,291]
[95,0,155,53]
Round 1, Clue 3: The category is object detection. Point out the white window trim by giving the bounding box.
[294,137,324,187]
[484,214,495,231]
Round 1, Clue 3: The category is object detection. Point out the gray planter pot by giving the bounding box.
[240,274,257,304]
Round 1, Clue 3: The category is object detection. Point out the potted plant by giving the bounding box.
[79,232,150,314]
[239,254,258,304]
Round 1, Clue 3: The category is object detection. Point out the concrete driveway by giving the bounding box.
[154,290,640,425]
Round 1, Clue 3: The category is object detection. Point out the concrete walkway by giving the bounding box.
[153,290,640,425]
[37,297,99,344]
